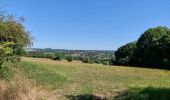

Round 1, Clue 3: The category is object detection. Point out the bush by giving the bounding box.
[0,13,32,79]
[0,65,13,81]
[81,57,94,64]
[109,56,116,65]
[101,60,109,65]
[66,56,73,62]
[52,55,62,61]
[94,60,101,64]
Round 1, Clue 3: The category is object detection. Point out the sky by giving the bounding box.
[1,0,170,50]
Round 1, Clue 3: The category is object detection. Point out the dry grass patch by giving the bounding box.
[0,72,59,100]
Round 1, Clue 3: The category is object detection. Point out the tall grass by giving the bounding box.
[0,60,60,100]
[0,69,59,100]
[19,61,67,89]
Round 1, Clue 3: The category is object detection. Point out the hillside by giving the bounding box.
[19,57,170,100]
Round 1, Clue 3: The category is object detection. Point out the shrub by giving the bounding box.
[0,13,32,79]
[109,56,116,65]
[94,60,101,64]
[0,65,13,81]
[66,56,73,62]
[81,57,94,64]
[101,60,109,65]
[52,55,62,61]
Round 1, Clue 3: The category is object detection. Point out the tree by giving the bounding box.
[115,41,136,65]
[115,26,170,69]
[109,55,116,65]
[0,13,32,68]
[159,31,170,68]
[66,56,73,62]
[135,26,169,67]
[0,13,32,79]
[52,55,62,61]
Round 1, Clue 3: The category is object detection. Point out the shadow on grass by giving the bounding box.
[65,94,108,100]
[114,87,170,100]
[65,87,170,100]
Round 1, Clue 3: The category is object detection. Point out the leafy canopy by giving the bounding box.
[0,13,32,67]
[115,26,170,69]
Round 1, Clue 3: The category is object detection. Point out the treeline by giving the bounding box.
[114,26,170,69]
[25,50,115,65]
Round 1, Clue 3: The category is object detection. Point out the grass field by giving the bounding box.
[19,57,170,100]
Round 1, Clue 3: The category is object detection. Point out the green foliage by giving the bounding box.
[25,49,114,65]
[66,56,73,62]
[0,64,13,81]
[26,51,53,59]
[135,26,169,67]
[81,57,94,64]
[0,15,32,46]
[115,41,136,65]
[109,55,116,65]
[101,60,109,65]
[94,60,101,64]
[0,12,32,79]
[52,54,62,61]
[115,26,170,69]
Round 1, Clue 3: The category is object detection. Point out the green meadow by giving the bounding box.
[19,57,170,100]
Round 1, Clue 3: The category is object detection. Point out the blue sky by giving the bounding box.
[1,0,170,50]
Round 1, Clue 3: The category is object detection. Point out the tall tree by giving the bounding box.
[115,41,136,65]
[135,26,169,67]
[115,26,170,69]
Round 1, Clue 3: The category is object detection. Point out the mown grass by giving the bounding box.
[19,57,170,100]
